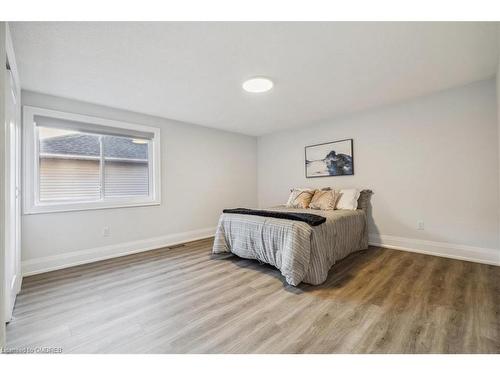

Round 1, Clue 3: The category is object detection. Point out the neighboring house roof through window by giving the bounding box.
[40,134,148,161]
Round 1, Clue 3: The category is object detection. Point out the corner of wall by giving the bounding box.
[256,135,262,208]
[497,24,500,251]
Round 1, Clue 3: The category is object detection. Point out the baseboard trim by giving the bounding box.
[22,227,216,276]
[369,234,500,266]
[4,273,22,322]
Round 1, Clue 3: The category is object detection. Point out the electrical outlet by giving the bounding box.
[103,226,111,237]
[417,220,424,230]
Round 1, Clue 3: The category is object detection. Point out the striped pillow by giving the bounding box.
[286,188,315,208]
[309,189,341,210]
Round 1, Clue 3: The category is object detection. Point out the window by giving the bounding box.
[23,106,161,214]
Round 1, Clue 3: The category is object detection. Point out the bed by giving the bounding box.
[212,195,370,286]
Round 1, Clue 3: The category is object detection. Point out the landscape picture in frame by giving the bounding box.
[305,139,354,178]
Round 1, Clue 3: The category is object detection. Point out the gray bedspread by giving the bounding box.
[212,206,368,286]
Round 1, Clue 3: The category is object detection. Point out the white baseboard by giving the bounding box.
[22,227,216,276]
[369,234,500,266]
[4,273,22,322]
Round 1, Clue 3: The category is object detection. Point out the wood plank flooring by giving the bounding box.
[5,238,500,353]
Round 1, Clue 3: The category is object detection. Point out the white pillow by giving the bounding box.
[336,189,360,210]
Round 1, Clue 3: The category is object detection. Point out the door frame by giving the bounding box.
[4,24,21,322]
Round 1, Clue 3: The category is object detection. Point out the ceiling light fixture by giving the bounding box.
[242,77,274,93]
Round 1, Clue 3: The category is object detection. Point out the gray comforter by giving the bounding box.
[212,206,368,286]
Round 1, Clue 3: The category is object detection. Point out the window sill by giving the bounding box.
[24,198,161,215]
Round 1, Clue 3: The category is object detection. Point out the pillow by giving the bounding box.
[336,189,360,210]
[309,189,341,210]
[357,189,373,210]
[286,188,315,208]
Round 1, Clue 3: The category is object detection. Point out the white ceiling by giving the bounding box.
[10,22,499,136]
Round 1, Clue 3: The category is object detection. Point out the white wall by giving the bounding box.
[258,80,499,263]
[21,91,258,274]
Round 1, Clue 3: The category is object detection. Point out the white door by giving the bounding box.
[4,67,21,322]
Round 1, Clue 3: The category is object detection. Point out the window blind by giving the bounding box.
[39,158,101,201]
[104,161,149,197]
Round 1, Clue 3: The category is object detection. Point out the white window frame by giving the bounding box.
[23,106,161,214]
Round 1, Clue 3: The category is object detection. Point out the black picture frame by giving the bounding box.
[304,138,354,178]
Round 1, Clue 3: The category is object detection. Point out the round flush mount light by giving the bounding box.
[242,77,274,93]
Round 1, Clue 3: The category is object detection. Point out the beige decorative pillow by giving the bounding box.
[309,189,340,210]
[286,188,315,208]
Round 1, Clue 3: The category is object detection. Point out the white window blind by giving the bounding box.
[39,158,101,202]
[104,161,149,197]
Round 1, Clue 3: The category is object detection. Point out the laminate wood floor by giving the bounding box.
[5,238,500,353]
